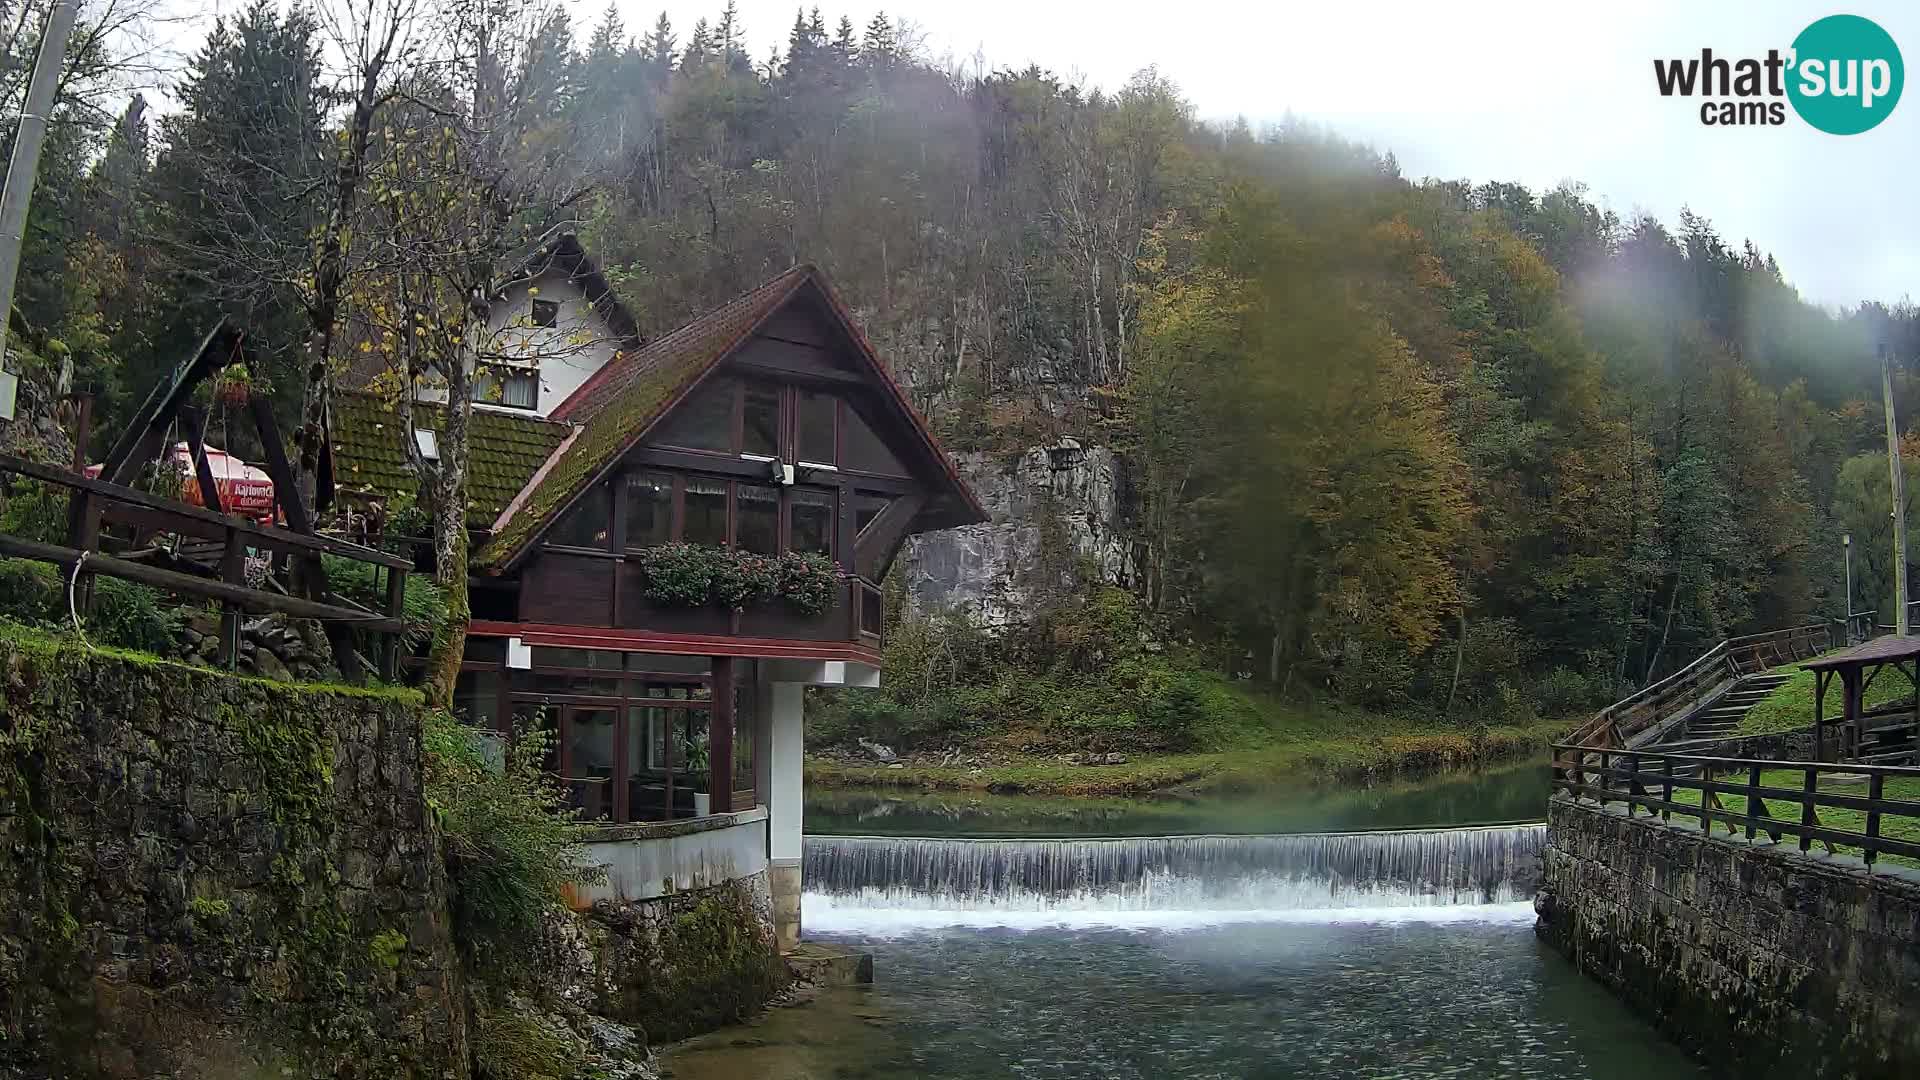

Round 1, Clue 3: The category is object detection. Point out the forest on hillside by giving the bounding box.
[8,0,1920,735]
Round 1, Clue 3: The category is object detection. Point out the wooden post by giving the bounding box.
[1799,768,1818,853]
[1865,771,1885,869]
[217,525,243,669]
[380,562,406,681]
[1843,667,1861,762]
[708,656,734,814]
[1814,670,1828,761]
[1745,764,1762,840]
[179,404,223,513]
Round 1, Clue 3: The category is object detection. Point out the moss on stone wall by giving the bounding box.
[0,621,467,1078]
[615,883,789,1041]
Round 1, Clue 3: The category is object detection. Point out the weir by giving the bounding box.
[803,823,1545,911]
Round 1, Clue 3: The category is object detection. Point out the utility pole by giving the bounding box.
[1883,340,1909,635]
[0,0,78,369]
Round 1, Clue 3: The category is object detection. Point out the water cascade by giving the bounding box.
[803,824,1545,913]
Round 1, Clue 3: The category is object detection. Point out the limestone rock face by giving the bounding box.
[901,439,1133,625]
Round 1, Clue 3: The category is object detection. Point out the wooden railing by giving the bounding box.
[1563,622,1837,751]
[0,452,411,679]
[1552,743,1920,870]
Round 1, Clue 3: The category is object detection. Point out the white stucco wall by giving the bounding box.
[484,269,624,416]
[573,807,770,904]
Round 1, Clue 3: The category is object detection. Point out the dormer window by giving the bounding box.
[474,364,538,410]
[531,298,560,328]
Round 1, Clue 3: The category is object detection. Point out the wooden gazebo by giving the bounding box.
[1803,635,1920,764]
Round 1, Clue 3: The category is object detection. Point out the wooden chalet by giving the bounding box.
[329,252,986,947]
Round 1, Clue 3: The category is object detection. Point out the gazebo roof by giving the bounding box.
[1803,634,1920,672]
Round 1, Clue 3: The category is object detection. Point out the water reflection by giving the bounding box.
[805,762,1552,839]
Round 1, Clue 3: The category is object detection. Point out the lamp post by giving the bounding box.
[1844,532,1854,643]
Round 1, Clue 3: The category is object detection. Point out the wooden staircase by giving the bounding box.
[1667,671,1795,743]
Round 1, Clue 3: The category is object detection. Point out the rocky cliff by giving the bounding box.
[901,438,1134,624]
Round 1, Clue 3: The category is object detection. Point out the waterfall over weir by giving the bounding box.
[803,824,1546,913]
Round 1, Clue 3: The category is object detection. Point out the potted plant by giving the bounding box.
[213,362,253,406]
[682,731,711,816]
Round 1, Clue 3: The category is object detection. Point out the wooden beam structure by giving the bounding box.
[0,533,403,631]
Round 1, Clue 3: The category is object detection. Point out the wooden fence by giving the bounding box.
[0,452,410,680]
[1562,622,1841,752]
[1551,744,1920,870]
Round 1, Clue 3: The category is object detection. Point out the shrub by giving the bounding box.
[423,708,602,971]
[0,479,67,543]
[89,578,181,653]
[0,557,63,624]
[1531,665,1598,716]
[322,553,448,649]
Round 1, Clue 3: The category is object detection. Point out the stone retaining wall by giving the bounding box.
[0,633,468,1078]
[1538,796,1920,1078]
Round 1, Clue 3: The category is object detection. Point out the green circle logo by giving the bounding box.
[1788,15,1904,134]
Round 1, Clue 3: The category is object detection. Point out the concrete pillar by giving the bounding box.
[768,680,804,952]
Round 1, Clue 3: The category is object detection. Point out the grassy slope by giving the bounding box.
[1664,769,1920,869]
[1738,658,1916,736]
[808,677,1569,796]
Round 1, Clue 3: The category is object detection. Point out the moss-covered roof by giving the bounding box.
[475,267,812,568]
[330,390,570,528]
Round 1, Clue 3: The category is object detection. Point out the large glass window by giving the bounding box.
[548,484,611,549]
[736,484,780,554]
[843,406,907,475]
[791,488,834,556]
[683,479,729,545]
[564,706,617,822]
[654,378,735,452]
[453,669,503,731]
[742,383,781,457]
[623,471,673,549]
[797,390,837,464]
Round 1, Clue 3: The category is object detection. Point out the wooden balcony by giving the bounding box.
[516,549,884,659]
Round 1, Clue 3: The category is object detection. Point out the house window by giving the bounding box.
[742,383,781,457]
[562,706,617,822]
[531,298,560,328]
[735,483,779,554]
[475,364,538,410]
[623,471,674,549]
[683,479,729,545]
[655,378,735,452]
[548,484,611,549]
[797,389,836,464]
[843,406,906,475]
[790,488,834,556]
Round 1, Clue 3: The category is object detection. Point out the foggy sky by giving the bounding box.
[612,0,1919,309]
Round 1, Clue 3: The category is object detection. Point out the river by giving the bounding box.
[662,763,1704,1079]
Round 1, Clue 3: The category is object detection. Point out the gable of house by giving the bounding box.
[473,265,984,571]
